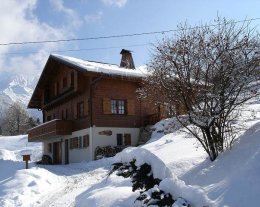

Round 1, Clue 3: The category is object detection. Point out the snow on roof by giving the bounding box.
[51,54,148,78]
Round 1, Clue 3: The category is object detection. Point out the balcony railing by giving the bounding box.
[28,119,72,141]
[144,113,160,125]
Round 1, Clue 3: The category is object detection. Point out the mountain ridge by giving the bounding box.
[0,72,40,119]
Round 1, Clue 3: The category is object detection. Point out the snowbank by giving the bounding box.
[0,135,61,207]
[76,173,138,207]
[0,135,42,161]
[0,167,64,207]
[114,147,214,207]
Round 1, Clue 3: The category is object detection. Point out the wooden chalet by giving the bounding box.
[28,49,161,164]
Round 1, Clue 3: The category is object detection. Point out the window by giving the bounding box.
[48,143,52,153]
[70,135,89,149]
[77,102,84,118]
[70,137,79,149]
[63,77,67,88]
[83,135,89,148]
[56,82,59,95]
[117,134,123,145]
[111,100,126,114]
[61,110,64,119]
[65,109,69,119]
[124,134,131,146]
[71,72,74,88]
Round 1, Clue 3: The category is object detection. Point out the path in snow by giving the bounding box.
[35,160,112,207]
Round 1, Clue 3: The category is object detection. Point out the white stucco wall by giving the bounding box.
[92,126,140,159]
[64,128,91,163]
[42,127,140,164]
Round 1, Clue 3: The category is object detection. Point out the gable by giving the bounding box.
[28,54,146,109]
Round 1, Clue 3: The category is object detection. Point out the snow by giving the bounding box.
[0,135,42,161]
[2,98,260,206]
[51,54,148,78]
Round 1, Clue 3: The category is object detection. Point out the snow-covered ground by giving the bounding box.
[1,98,260,206]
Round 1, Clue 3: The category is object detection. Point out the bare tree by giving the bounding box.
[142,18,260,161]
[2,102,32,135]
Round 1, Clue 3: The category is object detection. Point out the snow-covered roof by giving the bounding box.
[51,54,147,78]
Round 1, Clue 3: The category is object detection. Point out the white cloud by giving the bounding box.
[101,0,128,8]
[84,11,103,23]
[49,0,82,29]
[0,0,79,77]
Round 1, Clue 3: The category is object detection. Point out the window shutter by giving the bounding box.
[103,98,111,114]
[127,99,135,115]
[74,103,77,119]
[84,100,88,116]
[124,134,131,146]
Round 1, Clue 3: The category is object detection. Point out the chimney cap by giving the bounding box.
[120,49,132,54]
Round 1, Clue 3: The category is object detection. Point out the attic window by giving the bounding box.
[71,72,74,88]
[63,77,67,88]
[77,102,84,118]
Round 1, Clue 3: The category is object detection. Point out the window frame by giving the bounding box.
[124,133,131,146]
[48,143,52,153]
[111,99,126,115]
[70,135,89,150]
[117,134,123,146]
[77,101,84,118]
[63,77,67,89]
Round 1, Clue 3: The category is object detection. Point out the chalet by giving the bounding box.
[27,50,159,164]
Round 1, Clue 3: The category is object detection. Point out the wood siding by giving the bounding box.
[41,64,91,132]
[92,78,150,128]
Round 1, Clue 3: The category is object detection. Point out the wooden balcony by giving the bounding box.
[144,113,160,125]
[28,119,72,141]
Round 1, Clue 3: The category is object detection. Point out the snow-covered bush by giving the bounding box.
[135,185,175,206]
[95,145,126,159]
[109,159,190,207]
[109,159,161,192]
[36,154,52,165]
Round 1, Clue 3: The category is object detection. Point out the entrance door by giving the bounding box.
[53,142,62,164]
[65,139,69,164]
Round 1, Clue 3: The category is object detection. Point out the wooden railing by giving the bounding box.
[144,113,160,125]
[28,119,72,141]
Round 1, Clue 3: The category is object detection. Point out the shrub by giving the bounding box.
[37,154,52,165]
[109,159,190,207]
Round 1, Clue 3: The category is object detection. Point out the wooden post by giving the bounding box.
[26,160,29,169]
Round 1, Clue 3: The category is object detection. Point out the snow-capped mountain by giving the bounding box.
[0,72,39,118]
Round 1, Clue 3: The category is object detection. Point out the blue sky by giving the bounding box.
[0,0,259,76]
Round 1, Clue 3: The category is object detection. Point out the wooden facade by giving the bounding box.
[27,54,157,142]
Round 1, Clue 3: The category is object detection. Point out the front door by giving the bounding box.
[53,142,62,164]
[65,139,69,164]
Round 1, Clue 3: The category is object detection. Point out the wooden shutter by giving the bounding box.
[74,103,77,119]
[124,134,131,146]
[83,135,89,147]
[127,99,135,115]
[84,100,89,116]
[103,98,111,114]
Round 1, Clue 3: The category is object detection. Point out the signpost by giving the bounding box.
[21,150,32,169]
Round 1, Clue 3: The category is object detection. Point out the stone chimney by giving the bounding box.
[120,49,135,69]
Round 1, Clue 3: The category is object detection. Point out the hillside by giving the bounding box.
[0,98,260,206]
